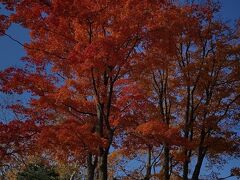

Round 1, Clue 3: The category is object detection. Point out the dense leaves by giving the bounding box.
[17,163,59,180]
[0,0,239,180]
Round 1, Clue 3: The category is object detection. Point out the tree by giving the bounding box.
[133,1,240,179]
[17,163,59,180]
[0,0,173,179]
[0,0,239,180]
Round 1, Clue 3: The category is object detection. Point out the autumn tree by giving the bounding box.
[17,163,59,180]
[0,0,239,180]
[0,0,174,179]
[133,1,240,180]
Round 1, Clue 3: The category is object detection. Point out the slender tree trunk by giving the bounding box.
[191,152,205,180]
[144,147,152,180]
[183,150,189,180]
[87,154,95,180]
[191,119,207,180]
[192,128,207,180]
[183,86,191,180]
[183,121,190,180]
[98,149,109,180]
[96,102,113,180]
[93,69,114,180]
[163,145,170,180]
[95,103,108,180]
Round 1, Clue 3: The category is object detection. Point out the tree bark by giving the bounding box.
[87,154,95,180]
[191,133,207,180]
[183,86,191,180]
[163,145,170,180]
[144,147,152,180]
[98,149,108,180]
[191,152,205,180]
[183,149,189,180]
[95,102,108,180]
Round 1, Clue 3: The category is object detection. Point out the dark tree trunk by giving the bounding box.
[87,154,95,180]
[163,145,170,180]
[191,148,206,180]
[95,103,108,180]
[191,123,207,180]
[144,147,152,180]
[98,149,108,180]
[191,156,204,180]
[93,69,115,180]
[183,86,191,180]
[183,150,189,180]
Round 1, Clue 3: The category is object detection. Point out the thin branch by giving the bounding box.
[63,104,96,116]
[2,32,67,60]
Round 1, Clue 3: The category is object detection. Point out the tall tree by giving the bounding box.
[0,0,239,180]
[134,1,240,179]
[0,0,173,179]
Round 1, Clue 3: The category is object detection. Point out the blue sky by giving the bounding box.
[219,0,240,20]
[0,24,29,70]
[0,1,240,179]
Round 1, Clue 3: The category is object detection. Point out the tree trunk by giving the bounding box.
[144,147,152,180]
[183,86,191,180]
[183,150,189,180]
[98,149,108,180]
[191,149,206,180]
[95,103,108,180]
[163,145,170,180]
[87,154,95,180]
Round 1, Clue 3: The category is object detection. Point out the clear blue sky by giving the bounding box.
[219,0,240,20]
[0,1,239,179]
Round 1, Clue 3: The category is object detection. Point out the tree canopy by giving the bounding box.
[0,0,240,179]
[17,163,59,180]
